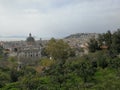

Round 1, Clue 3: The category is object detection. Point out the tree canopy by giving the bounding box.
[45,38,74,60]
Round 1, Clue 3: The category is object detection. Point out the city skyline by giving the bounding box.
[0,0,120,39]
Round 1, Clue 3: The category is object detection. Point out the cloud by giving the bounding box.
[0,0,120,39]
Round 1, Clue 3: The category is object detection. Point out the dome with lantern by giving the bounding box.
[26,33,35,45]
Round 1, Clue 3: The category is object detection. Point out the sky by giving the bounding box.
[0,0,120,39]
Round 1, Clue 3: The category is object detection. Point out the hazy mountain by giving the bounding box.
[65,33,99,39]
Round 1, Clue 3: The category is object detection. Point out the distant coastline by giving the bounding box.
[0,36,49,41]
[0,37,26,41]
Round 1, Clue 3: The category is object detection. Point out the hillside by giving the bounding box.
[64,33,99,49]
[65,33,99,39]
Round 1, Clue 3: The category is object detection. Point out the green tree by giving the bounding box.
[1,82,21,90]
[77,61,96,83]
[88,38,99,52]
[109,57,120,69]
[111,29,120,55]
[0,45,3,58]
[22,76,52,90]
[105,30,112,48]
[0,71,10,88]
[45,38,73,60]
[10,69,19,82]
[98,30,112,49]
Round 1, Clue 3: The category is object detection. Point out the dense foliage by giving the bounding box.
[89,29,120,55]
[1,51,120,90]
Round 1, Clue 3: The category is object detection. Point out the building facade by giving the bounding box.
[2,33,43,61]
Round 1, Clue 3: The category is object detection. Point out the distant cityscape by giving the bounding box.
[0,33,99,62]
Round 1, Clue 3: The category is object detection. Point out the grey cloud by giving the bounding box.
[0,0,120,39]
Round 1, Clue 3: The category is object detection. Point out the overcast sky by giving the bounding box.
[0,0,120,39]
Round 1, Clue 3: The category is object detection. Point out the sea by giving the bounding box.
[0,37,26,41]
[0,37,49,41]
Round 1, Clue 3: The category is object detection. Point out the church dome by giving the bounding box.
[26,33,35,44]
